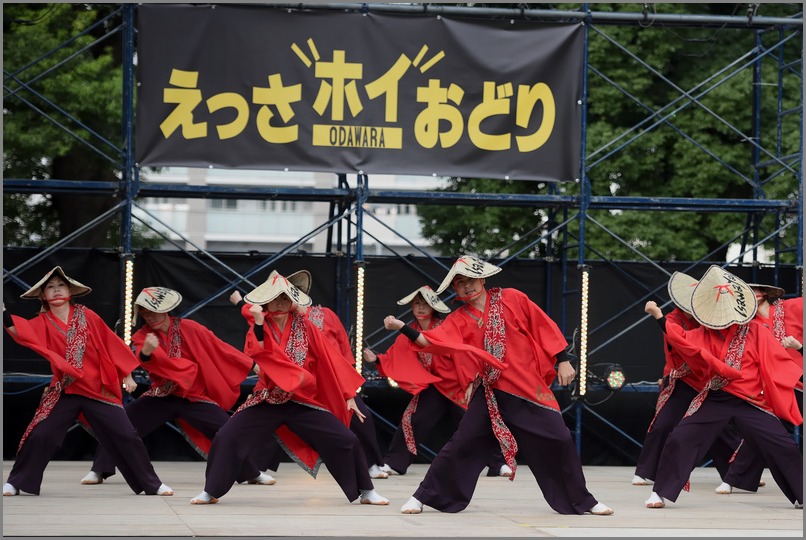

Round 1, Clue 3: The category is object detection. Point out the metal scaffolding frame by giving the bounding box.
[3,3,803,459]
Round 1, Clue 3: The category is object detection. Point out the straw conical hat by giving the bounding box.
[397,285,450,314]
[435,255,502,294]
[244,270,312,307]
[20,266,92,299]
[135,287,183,313]
[690,266,757,329]
[286,270,312,295]
[745,282,785,300]
[667,272,698,314]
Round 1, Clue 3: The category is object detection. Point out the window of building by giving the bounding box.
[210,199,238,210]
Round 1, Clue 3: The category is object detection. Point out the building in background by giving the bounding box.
[135,167,445,256]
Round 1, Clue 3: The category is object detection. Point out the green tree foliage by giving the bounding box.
[3,3,161,248]
[418,3,801,263]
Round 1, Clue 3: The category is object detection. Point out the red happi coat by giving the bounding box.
[130,317,255,456]
[10,306,138,404]
[417,288,565,410]
[8,305,139,451]
[240,307,365,477]
[376,318,476,408]
[664,318,802,426]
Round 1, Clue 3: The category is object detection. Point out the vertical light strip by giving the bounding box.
[579,267,590,396]
[354,265,365,375]
[123,258,134,345]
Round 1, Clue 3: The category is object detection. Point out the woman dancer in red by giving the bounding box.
[191,270,388,506]
[3,266,173,497]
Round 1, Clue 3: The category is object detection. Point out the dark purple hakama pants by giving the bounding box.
[653,391,802,505]
[90,394,262,483]
[383,385,505,475]
[202,401,374,501]
[413,389,599,514]
[6,394,163,495]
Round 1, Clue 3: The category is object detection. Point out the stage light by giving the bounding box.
[354,264,365,376]
[123,257,134,345]
[578,266,590,396]
[604,365,625,391]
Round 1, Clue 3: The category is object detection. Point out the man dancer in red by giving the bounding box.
[714,281,803,495]
[231,269,390,480]
[191,270,388,506]
[643,266,802,510]
[364,285,508,477]
[384,255,612,516]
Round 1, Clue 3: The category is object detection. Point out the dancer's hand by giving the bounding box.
[644,301,662,319]
[782,335,803,351]
[249,303,265,326]
[383,316,404,331]
[347,397,365,423]
[122,373,137,394]
[556,361,576,386]
[142,333,160,355]
[362,348,377,363]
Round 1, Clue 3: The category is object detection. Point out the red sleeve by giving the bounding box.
[78,309,139,401]
[503,288,567,387]
[664,321,742,380]
[506,289,567,357]
[8,314,84,380]
[131,326,199,391]
[305,319,365,400]
[662,309,708,379]
[322,307,354,361]
[179,320,255,410]
[417,314,506,372]
[375,331,441,394]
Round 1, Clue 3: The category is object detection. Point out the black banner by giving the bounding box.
[136,5,584,182]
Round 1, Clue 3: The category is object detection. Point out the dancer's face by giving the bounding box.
[411,295,434,320]
[751,287,769,306]
[41,276,71,307]
[266,293,293,314]
[140,307,169,330]
[452,276,485,299]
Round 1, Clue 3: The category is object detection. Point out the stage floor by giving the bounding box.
[2,461,802,537]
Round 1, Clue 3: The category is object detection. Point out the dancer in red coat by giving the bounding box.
[3,266,172,497]
[643,266,802,510]
[191,270,388,506]
[80,286,273,487]
[363,285,507,477]
[384,255,612,516]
